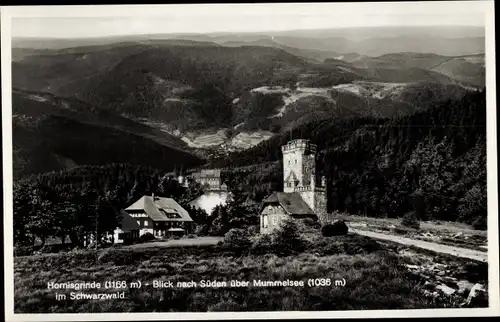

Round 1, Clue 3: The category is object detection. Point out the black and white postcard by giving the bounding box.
[2,2,498,320]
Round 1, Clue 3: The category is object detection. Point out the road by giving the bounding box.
[352,228,488,262]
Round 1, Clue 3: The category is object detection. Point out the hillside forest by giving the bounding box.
[215,90,487,229]
[13,89,487,248]
[11,32,488,247]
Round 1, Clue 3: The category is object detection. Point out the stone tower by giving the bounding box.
[281,139,327,214]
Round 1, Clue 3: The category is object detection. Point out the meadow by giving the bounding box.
[14,234,461,313]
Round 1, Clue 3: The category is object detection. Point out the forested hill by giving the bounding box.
[215,89,487,228]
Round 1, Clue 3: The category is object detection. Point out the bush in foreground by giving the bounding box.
[472,216,487,230]
[301,217,322,229]
[321,220,349,236]
[224,228,252,252]
[138,232,156,243]
[271,219,309,256]
[401,212,420,229]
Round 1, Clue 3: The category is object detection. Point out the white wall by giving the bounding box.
[139,228,154,236]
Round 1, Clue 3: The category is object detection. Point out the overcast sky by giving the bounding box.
[8,2,487,38]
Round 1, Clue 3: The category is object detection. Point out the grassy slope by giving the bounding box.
[14,235,458,313]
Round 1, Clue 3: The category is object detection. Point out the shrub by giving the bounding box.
[14,245,35,257]
[271,219,308,256]
[401,212,420,229]
[321,220,349,236]
[138,232,156,243]
[39,245,58,254]
[302,217,322,229]
[472,216,487,230]
[314,239,343,255]
[224,228,252,251]
[247,225,260,236]
[318,211,343,226]
[251,233,273,254]
[195,224,210,237]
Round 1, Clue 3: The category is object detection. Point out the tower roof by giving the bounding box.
[284,171,299,183]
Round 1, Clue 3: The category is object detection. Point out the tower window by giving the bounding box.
[295,159,297,164]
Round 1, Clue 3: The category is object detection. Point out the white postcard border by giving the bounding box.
[2,2,498,320]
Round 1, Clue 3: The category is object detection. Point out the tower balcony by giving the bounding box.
[293,185,326,192]
[281,139,317,154]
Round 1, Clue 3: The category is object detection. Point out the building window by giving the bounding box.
[137,220,140,226]
[144,221,148,227]
[295,159,297,164]
[263,215,268,228]
[273,217,278,225]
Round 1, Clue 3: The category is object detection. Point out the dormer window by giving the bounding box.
[159,208,181,218]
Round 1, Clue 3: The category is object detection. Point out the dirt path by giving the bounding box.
[352,228,488,262]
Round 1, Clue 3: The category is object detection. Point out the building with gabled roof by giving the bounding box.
[107,210,141,244]
[190,168,227,192]
[125,194,194,237]
[260,139,327,234]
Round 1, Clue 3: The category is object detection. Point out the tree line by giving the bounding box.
[13,164,208,247]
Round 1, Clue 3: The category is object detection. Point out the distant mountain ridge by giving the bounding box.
[337,52,485,87]
[13,25,484,56]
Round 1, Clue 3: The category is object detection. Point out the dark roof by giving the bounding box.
[262,192,314,215]
[117,210,140,232]
[125,195,193,222]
